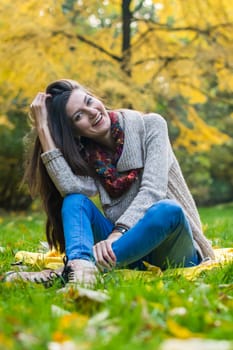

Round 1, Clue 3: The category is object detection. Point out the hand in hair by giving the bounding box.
[29,92,51,130]
[29,92,56,152]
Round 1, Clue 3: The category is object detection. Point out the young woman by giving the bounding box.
[5,79,214,286]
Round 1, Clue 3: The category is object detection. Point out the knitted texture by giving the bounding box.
[41,109,214,259]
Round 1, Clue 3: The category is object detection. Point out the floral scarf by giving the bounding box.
[82,111,140,198]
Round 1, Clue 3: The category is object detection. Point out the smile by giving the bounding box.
[93,113,103,126]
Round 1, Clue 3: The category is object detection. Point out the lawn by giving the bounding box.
[0,203,232,350]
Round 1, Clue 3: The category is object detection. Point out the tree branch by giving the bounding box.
[132,19,233,36]
[130,28,154,50]
[174,79,233,105]
[132,0,144,15]
[52,31,122,62]
[133,55,190,66]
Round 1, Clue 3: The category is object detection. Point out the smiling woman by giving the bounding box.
[66,89,113,148]
[4,79,214,287]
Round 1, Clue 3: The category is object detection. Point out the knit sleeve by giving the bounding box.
[116,113,172,227]
[41,149,98,197]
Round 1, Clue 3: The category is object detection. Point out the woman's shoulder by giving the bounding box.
[116,109,167,134]
[142,112,167,125]
[117,109,166,123]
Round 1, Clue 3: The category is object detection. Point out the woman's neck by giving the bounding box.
[96,136,116,151]
[93,129,116,151]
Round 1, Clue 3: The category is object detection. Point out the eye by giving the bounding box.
[86,97,93,106]
[73,112,83,121]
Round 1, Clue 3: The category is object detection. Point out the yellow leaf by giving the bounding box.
[52,331,70,343]
[167,318,202,339]
[149,302,165,312]
[59,286,109,303]
[58,312,89,330]
[0,332,13,349]
[143,261,163,276]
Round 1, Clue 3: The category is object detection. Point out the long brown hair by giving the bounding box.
[24,79,94,253]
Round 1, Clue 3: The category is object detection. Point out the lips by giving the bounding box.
[93,113,103,126]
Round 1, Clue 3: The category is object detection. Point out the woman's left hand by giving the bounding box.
[93,231,122,270]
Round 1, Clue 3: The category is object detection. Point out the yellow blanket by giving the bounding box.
[14,248,233,281]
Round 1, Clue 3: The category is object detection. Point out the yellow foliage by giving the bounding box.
[0,115,14,129]
[173,107,230,153]
[0,0,232,151]
[217,68,233,92]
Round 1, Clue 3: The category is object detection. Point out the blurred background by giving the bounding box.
[0,0,232,211]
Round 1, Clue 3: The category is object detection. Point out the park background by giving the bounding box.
[0,2,233,350]
[0,0,233,212]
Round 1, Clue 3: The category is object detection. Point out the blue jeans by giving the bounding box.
[61,194,200,270]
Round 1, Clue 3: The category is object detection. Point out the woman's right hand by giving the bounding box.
[29,92,56,152]
[29,92,51,130]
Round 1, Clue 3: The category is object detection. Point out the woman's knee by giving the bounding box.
[62,193,90,215]
[146,199,185,229]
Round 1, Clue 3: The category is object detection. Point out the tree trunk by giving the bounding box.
[121,0,132,76]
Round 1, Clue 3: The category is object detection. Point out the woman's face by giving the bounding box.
[66,89,111,142]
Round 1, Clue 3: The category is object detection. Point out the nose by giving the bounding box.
[87,108,98,119]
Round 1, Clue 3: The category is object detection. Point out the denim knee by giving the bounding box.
[146,199,185,231]
[62,193,90,217]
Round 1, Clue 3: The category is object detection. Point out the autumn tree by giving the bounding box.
[0,0,232,208]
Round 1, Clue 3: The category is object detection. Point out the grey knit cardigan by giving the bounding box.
[41,109,214,260]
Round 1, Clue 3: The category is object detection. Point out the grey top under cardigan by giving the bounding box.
[41,109,214,260]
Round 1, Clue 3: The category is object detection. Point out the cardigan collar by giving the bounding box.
[97,109,145,205]
[115,109,145,171]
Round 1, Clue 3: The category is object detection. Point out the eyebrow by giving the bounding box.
[70,93,88,120]
[84,94,88,105]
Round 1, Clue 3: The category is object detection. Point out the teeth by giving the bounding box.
[93,114,102,126]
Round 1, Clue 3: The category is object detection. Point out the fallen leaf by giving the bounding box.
[219,283,233,292]
[58,312,89,330]
[86,309,120,341]
[159,338,233,350]
[167,319,202,339]
[0,332,13,349]
[58,286,109,303]
[16,332,38,346]
[168,307,187,316]
[87,309,110,326]
[143,261,163,276]
[149,302,165,312]
[52,331,70,343]
[48,340,90,350]
[51,305,71,317]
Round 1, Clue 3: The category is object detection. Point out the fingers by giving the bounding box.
[30,92,51,111]
[29,93,51,127]
[93,240,116,270]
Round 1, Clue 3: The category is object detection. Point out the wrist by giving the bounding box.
[113,224,129,235]
[36,123,50,134]
[36,126,56,152]
[108,231,122,243]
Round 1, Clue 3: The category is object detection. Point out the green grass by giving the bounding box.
[0,204,232,350]
[199,202,233,247]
